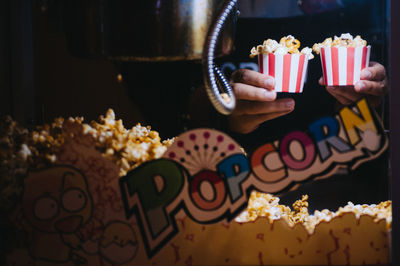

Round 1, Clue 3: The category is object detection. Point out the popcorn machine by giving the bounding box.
[60,0,239,114]
[1,0,397,265]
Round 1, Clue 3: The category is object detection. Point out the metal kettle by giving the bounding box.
[61,0,236,61]
[61,0,238,114]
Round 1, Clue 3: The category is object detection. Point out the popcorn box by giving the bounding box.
[5,139,391,266]
[258,53,310,93]
[3,100,391,265]
[148,212,390,266]
[320,45,371,86]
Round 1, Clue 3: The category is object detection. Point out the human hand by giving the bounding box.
[228,69,295,134]
[319,61,388,108]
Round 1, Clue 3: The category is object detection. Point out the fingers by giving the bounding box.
[360,61,387,82]
[321,61,388,105]
[228,69,291,134]
[326,86,359,105]
[234,98,295,115]
[228,110,294,134]
[326,87,353,105]
[320,61,387,85]
[228,98,295,134]
[232,82,277,101]
[231,69,275,90]
[327,85,384,107]
[319,77,325,86]
[354,80,388,96]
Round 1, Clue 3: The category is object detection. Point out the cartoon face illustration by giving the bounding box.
[99,222,138,265]
[22,166,93,234]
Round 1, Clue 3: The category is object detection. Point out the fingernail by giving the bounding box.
[264,77,275,88]
[355,81,366,92]
[263,90,275,100]
[360,70,372,80]
[286,100,294,109]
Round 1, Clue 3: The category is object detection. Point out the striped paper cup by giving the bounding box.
[320,45,371,86]
[258,53,310,93]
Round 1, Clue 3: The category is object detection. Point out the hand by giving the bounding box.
[319,61,388,108]
[228,69,295,134]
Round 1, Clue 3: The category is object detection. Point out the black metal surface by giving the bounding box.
[11,0,35,125]
[0,0,11,117]
[60,0,236,61]
[1,0,36,127]
[390,0,399,263]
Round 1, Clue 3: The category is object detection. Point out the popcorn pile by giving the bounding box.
[81,109,174,176]
[337,201,392,226]
[312,33,367,54]
[250,35,314,59]
[28,117,74,167]
[0,116,31,212]
[235,191,392,234]
[0,110,174,208]
[235,192,310,227]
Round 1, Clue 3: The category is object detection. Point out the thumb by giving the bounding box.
[319,77,325,86]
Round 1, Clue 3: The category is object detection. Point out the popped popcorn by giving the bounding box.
[83,109,174,176]
[312,33,368,54]
[250,35,314,59]
[235,191,392,234]
[0,116,31,212]
[0,109,174,204]
[337,200,392,229]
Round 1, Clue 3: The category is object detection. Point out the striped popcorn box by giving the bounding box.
[258,53,310,93]
[320,45,371,86]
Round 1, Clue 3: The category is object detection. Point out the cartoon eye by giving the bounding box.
[33,196,59,220]
[61,188,87,212]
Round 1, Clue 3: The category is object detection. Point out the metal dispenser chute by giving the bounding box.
[203,0,238,115]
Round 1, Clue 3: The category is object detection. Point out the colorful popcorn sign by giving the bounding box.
[6,98,389,265]
[119,98,388,258]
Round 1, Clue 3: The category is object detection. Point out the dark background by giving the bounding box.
[0,0,398,264]
[390,0,400,263]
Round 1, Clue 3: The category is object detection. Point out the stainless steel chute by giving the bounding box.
[202,0,238,115]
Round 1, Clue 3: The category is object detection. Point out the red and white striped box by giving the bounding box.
[258,53,310,93]
[320,46,371,86]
